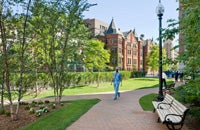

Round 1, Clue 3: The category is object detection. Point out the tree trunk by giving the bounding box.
[1,82,4,109]
[16,0,32,119]
[0,5,14,120]
[97,69,100,87]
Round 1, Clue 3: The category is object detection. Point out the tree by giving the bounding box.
[83,39,110,87]
[146,45,159,75]
[0,0,33,120]
[146,44,167,75]
[0,0,95,120]
[163,0,200,78]
[31,0,93,103]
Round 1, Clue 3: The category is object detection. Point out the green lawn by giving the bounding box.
[18,78,173,130]
[24,78,166,99]
[20,99,100,130]
[139,93,158,111]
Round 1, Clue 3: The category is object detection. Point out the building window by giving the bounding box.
[118,57,122,64]
[140,50,143,56]
[127,42,131,46]
[118,38,122,44]
[127,58,131,64]
[133,44,137,48]
[140,60,143,65]
[113,38,117,44]
[127,49,131,55]
[133,59,137,65]
[112,57,117,64]
[112,48,117,53]
[133,50,137,56]
[119,48,122,53]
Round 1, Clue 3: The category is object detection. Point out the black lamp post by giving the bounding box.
[156,0,164,101]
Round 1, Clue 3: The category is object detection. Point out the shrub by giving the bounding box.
[35,109,43,117]
[189,107,200,120]
[43,107,49,113]
[50,103,56,109]
[37,100,44,105]
[29,108,35,114]
[31,100,37,104]
[24,106,30,110]
[29,102,36,107]
[0,108,5,115]
[173,85,187,103]
[5,111,11,116]
[131,71,146,78]
[184,79,200,106]
[20,102,28,105]
[174,78,200,120]
[44,100,50,104]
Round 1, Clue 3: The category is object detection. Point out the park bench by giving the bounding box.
[152,94,189,130]
[166,83,175,90]
[163,83,175,95]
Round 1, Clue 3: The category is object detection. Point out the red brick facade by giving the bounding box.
[85,18,154,71]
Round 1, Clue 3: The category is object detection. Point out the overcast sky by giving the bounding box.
[83,0,179,44]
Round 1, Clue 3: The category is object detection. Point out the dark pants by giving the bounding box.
[162,78,167,88]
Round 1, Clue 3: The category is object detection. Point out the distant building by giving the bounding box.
[179,1,184,54]
[143,39,155,74]
[84,18,109,37]
[163,39,175,60]
[178,1,185,72]
[84,18,154,71]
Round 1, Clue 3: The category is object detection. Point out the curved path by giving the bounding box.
[63,84,188,130]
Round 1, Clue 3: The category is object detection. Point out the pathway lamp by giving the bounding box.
[156,0,164,101]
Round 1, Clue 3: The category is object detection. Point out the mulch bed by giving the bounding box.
[0,102,67,130]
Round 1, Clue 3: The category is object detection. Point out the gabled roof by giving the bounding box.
[122,30,132,38]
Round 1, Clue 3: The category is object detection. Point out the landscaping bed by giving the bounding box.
[0,101,68,130]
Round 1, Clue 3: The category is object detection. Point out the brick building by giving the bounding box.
[84,18,154,72]
[163,39,175,60]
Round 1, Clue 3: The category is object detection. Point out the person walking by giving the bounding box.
[112,67,122,100]
[162,72,167,89]
[179,72,184,82]
[174,71,179,82]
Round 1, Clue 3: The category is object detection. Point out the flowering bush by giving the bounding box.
[39,104,45,109]
[43,107,50,113]
[35,109,43,117]
[29,108,35,114]
[44,100,50,104]
[50,103,56,109]
[37,100,44,105]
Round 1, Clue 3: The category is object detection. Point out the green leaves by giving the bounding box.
[146,44,169,73]
[84,39,110,71]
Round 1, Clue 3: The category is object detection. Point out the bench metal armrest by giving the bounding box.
[157,102,172,109]
[164,113,183,122]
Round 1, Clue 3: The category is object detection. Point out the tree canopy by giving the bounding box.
[163,0,200,77]
[0,0,103,121]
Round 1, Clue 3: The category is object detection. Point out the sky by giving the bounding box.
[83,0,179,43]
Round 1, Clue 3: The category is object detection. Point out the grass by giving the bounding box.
[17,78,172,129]
[20,98,100,130]
[139,93,158,111]
[23,78,165,99]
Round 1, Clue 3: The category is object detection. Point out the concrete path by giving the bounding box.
[63,83,188,130]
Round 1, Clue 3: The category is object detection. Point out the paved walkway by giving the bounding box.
[63,82,188,130]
